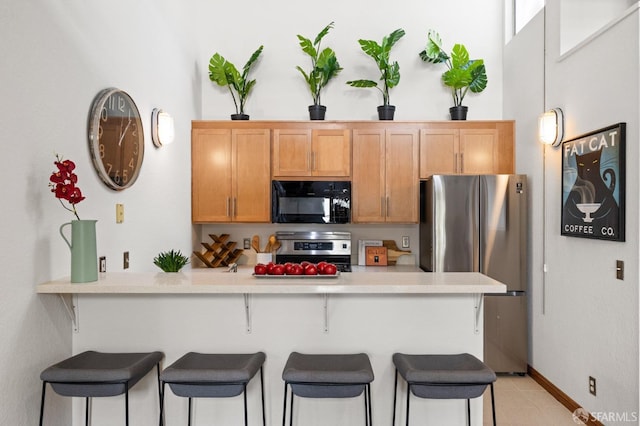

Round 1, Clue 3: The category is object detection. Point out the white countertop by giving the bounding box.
[37,267,506,295]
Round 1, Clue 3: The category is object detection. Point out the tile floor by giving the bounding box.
[483,375,579,425]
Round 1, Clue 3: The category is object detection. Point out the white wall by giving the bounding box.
[0,1,197,424]
[505,2,639,423]
[196,0,505,121]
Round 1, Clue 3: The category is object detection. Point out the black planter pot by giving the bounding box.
[377,105,396,120]
[449,106,468,120]
[231,113,250,120]
[308,105,327,120]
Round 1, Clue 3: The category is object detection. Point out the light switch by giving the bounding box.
[116,204,124,223]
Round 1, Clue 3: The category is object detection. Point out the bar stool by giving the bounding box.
[39,350,164,426]
[282,352,374,426]
[392,353,496,426]
[160,352,266,426]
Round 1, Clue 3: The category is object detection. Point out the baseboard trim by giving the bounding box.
[527,365,604,426]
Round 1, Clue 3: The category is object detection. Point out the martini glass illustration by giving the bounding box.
[576,203,601,223]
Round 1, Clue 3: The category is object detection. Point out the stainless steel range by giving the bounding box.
[275,231,352,272]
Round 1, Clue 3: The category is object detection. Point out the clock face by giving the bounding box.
[88,88,144,190]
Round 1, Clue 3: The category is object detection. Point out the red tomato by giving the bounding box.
[323,263,338,275]
[300,261,312,268]
[284,263,294,274]
[254,264,267,275]
[271,264,285,275]
[304,264,318,275]
[316,261,328,273]
[289,264,304,275]
[265,262,275,274]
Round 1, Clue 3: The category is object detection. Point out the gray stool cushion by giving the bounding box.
[161,352,266,398]
[393,353,496,399]
[40,351,164,397]
[282,352,374,398]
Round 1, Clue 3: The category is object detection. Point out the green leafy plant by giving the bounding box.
[296,22,343,106]
[419,30,487,107]
[153,250,190,272]
[346,28,405,106]
[208,45,264,115]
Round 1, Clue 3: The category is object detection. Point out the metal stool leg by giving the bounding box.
[260,367,266,426]
[156,365,163,426]
[466,399,470,426]
[289,389,294,426]
[188,397,192,426]
[392,370,398,426]
[243,383,248,426]
[159,382,166,426]
[367,383,373,426]
[85,396,90,426]
[125,387,129,426]
[39,382,47,426]
[405,384,410,426]
[490,383,497,426]
[282,382,288,426]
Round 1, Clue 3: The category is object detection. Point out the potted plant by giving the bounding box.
[296,22,343,120]
[419,30,487,120]
[153,249,190,272]
[346,28,405,120]
[208,45,264,120]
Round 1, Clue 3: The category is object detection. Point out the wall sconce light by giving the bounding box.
[538,108,564,147]
[151,108,175,147]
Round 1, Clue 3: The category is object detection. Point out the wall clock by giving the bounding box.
[88,88,144,191]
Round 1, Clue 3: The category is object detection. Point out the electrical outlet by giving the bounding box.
[244,238,251,250]
[99,256,106,273]
[616,260,624,280]
[116,204,124,223]
[589,376,597,396]
[123,251,129,269]
[402,236,410,248]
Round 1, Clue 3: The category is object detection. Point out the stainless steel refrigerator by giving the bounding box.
[419,175,528,374]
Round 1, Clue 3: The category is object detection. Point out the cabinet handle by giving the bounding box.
[460,153,464,173]
[455,153,459,173]
[386,196,390,217]
[233,198,237,218]
[226,197,230,217]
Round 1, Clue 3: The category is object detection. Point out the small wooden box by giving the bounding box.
[365,246,388,266]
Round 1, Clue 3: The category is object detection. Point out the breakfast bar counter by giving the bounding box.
[36,267,506,295]
[37,268,505,426]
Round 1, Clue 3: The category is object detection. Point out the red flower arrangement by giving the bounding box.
[49,154,85,220]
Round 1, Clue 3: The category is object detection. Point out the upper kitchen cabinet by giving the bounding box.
[272,128,351,178]
[192,128,271,223]
[352,128,419,223]
[419,121,514,178]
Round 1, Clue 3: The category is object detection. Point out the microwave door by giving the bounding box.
[278,197,327,223]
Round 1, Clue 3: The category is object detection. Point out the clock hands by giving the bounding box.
[118,119,132,146]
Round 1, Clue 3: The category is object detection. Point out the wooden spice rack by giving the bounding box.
[194,234,244,268]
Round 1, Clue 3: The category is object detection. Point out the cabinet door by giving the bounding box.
[272,129,311,177]
[459,129,498,174]
[192,129,233,222]
[385,129,419,223]
[312,129,351,177]
[420,129,459,178]
[233,129,271,222]
[352,129,386,223]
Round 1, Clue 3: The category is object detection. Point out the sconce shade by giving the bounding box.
[151,108,175,147]
[538,108,564,147]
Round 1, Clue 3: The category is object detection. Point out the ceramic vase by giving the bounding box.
[59,219,98,283]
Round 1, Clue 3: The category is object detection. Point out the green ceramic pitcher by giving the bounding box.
[59,219,98,283]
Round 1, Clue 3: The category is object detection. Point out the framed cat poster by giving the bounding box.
[561,122,626,241]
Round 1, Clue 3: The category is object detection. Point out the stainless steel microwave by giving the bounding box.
[272,181,351,224]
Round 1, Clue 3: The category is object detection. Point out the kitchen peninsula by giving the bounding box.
[37,268,505,425]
